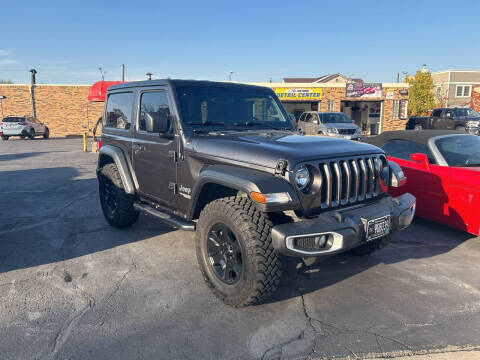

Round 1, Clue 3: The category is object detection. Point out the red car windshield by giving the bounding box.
[435,135,480,167]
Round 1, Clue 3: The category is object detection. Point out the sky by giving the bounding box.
[1,0,479,85]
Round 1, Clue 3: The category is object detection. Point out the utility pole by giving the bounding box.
[29,69,37,118]
[121,64,125,82]
[99,67,105,81]
[396,72,400,83]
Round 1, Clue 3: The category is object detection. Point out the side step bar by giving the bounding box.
[133,203,196,231]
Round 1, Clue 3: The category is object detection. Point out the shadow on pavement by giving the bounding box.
[0,166,174,274]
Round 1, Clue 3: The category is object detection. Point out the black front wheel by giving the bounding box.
[196,196,283,307]
[43,128,50,139]
[99,163,139,228]
[1,135,8,141]
[29,129,35,140]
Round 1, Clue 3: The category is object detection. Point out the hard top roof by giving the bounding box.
[366,130,466,147]
[108,79,272,92]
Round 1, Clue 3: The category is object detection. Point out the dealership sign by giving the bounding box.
[346,83,382,98]
[274,88,323,100]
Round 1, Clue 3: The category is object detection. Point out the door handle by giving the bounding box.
[133,144,145,154]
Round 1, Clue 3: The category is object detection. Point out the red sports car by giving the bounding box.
[367,130,480,235]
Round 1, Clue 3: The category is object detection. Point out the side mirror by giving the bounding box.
[410,153,430,169]
[145,111,170,134]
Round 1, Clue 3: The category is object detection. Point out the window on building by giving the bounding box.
[456,85,471,98]
[327,100,334,111]
[139,91,172,133]
[392,100,400,119]
[104,92,133,130]
[435,86,442,98]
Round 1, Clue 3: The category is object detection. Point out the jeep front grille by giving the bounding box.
[299,155,387,212]
[337,129,356,135]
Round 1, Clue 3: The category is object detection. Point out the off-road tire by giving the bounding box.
[347,233,393,256]
[414,124,423,131]
[196,196,283,307]
[43,128,50,139]
[28,129,35,140]
[1,135,8,141]
[99,163,139,228]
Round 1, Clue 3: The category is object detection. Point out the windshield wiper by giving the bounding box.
[187,121,225,126]
[233,121,290,130]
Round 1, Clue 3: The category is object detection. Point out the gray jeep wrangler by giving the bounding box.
[97,80,416,307]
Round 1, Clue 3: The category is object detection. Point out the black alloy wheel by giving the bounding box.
[207,223,243,284]
[102,176,118,217]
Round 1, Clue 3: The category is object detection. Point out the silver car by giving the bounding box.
[297,111,361,140]
[1,116,50,140]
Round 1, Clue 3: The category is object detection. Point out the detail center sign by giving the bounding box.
[346,83,382,98]
[274,88,323,100]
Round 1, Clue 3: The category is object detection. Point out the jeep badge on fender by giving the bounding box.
[97,79,416,307]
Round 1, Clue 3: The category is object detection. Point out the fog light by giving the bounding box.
[294,234,331,251]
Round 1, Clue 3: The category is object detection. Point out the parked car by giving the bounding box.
[297,111,361,140]
[406,108,480,135]
[366,130,480,236]
[0,116,50,140]
[96,79,415,307]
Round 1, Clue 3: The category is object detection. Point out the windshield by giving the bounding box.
[2,117,24,122]
[175,85,292,130]
[452,108,480,117]
[435,135,480,167]
[320,113,353,124]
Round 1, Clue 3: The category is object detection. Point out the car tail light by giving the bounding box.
[98,140,102,149]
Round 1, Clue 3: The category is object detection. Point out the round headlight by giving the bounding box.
[295,165,311,190]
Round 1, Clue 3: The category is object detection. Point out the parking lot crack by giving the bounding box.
[105,258,137,303]
[50,285,96,359]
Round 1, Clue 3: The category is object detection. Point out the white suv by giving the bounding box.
[1,116,50,140]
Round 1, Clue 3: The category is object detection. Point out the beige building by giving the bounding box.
[431,70,480,108]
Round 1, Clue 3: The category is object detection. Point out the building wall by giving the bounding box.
[431,70,480,108]
[0,84,104,137]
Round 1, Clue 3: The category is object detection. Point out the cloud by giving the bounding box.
[0,49,12,57]
[0,59,16,66]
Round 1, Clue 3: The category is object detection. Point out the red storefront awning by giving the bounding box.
[88,81,124,102]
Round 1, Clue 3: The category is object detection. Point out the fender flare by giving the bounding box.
[97,145,136,194]
[187,164,300,218]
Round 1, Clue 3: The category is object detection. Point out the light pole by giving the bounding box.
[228,71,233,81]
[99,67,105,81]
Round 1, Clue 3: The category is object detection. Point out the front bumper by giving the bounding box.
[466,126,480,136]
[271,193,416,257]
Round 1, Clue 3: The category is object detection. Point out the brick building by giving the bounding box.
[0,79,409,138]
[0,84,103,137]
[250,81,409,135]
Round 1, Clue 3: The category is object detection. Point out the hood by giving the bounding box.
[458,116,480,122]
[188,130,382,170]
[322,122,360,129]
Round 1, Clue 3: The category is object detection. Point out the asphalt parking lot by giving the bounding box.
[1,138,480,360]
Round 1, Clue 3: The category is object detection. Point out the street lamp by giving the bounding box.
[146,72,153,80]
[228,71,233,81]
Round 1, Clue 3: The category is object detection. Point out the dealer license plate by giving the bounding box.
[367,215,390,241]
